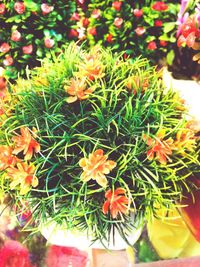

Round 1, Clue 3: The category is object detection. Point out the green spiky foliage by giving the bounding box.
[0,44,199,246]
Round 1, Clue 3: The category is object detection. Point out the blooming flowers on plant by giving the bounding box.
[0,146,17,171]
[143,129,175,165]
[41,3,54,15]
[14,2,26,14]
[79,149,116,188]
[176,1,200,64]
[12,127,40,161]
[102,188,129,218]
[6,162,38,195]
[11,30,22,42]
[0,45,199,246]
[64,77,96,103]
[0,3,6,15]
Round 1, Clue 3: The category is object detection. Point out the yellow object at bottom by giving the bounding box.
[147,208,200,259]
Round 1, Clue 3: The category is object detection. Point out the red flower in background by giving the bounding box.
[112,1,122,12]
[22,44,33,54]
[154,20,163,27]
[69,29,78,38]
[82,18,89,27]
[135,27,146,36]
[14,2,26,14]
[0,43,10,53]
[177,17,199,48]
[147,41,157,50]
[106,33,113,43]
[0,3,6,15]
[87,27,97,36]
[44,38,55,48]
[0,77,6,91]
[160,40,168,46]
[152,2,168,11]
[133,9,143,18]
[3,55,13,66]
[180,177,200,243]
[11,30,21,42]
[41,3,54,15]
[102,188,129,218]
[114,17,123,29]
[0,240,33,267]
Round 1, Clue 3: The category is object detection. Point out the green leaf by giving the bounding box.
[166,50,175,66]
[163,22,176,33]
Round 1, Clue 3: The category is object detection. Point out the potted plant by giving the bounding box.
[0,44,199,265]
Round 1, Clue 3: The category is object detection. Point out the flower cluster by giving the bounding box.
[72,0,179,62]
[0,44,199,245]
[0,0,76,79]
[0,1,181,79]
[176,1,200,64]
[0,125,40,195]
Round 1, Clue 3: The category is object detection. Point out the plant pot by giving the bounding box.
[40,220,141,266]
[40,220,142,250]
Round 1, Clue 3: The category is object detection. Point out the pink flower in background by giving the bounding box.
[160,40,168,46]
[22,44,33,54]
[0,3,6,15]
[135,27,146,36]
[46,245,88,267]
[44,38,55,48]
[114,17,123,29]
[91,9,101,19]
[70,12,80,21]
[11,30,21,42]
[41,3,54,15]
[106,33,113,43]
[0,43,10,53]
[112,1,122,12]
[154,20,163,27]
[133,9,143,17]
[0,240,33,267]
[3,55,13,66]
[14,2,26,14]
[147,41,157,50]
[87,27,97,36]
[152,2,168,11]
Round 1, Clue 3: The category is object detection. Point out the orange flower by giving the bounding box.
[126,76,148,95]
[79,149,116,187]
[12,127,40,160]
[78,49,105,81]
[174,129,196,153]
[64,77,95,103]
[102,188,129,218]
[6,162,38,195]
[0,145,18,171]
[143,129,174,165]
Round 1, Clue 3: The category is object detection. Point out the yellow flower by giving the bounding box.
[126,76,149,95]
[12,127,40,160]
[6,162,38,195]
[78,48,105,81]
[174,129,196,153]
[79,149,116,187]
[64,77,96,103]
[0,145,18,171]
